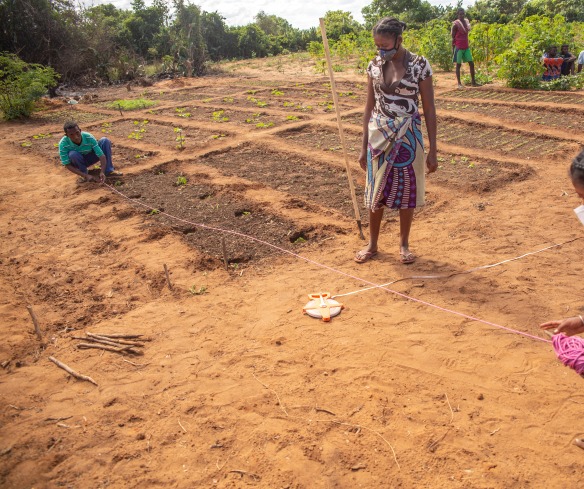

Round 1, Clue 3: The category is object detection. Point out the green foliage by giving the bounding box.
[541,72,584,90]
[108,99,156,110]
[416,19,453,71]
[462,70,493,85]
[323,10,362,41]
[128,120,148,140]
[176,175,187,185]
[211,110,229,122]
[469,22,518,70]
[174,127,186,149]
[0,53,58,120]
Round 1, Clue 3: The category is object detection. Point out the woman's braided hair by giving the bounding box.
[570,147,584,186]
[372,17,406,38]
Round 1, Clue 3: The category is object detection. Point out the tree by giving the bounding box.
[237,24,269,58]
[171,0,206,75]
[322,10,362,41]
[361,0,443,29]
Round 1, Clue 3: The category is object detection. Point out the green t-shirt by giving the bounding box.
[58,132,104,165]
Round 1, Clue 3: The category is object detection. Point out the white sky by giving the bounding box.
[83,0,468,29]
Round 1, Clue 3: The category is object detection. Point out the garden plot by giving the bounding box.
[152,105,307,129]
[144,89,226,103]
[301,80,367,94]
[197,143,367,220]
[31,109,112,125]
[436,100,583,132]
[117,163,326,266]
[235,88,356,113]
[439,89,584,105]
[436,118,576,157]
[274,124,362,158]
[432,154,533,193]
[87,119,230,150]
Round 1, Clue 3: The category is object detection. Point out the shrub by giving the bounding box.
[0,53,58,120]
[416,20,453,72]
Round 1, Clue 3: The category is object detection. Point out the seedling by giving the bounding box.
[271,89,284,96]
[202,98,212,103]
[149,209,160,215]
[32,133,52,139]
[128,120,148,140]
[176,175,187,185]
[246,90,257,95]
[468,162,475,168]
[21,141,32,147]
[294,236,306,244]
[101,122,113,133]
[222,97,234,103]
[174,127,186,150]
[212,134,227,139]
[175,107,191,118]
[242,211,251,216]
[114,180,123,187]
[255,121,274,129]
[189,285,207,295]
[285,115,299,121]
[212,110,229,122]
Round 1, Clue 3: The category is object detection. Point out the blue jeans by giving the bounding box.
[68,137,114,174]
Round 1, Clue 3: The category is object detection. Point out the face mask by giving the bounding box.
[379,47,397,62]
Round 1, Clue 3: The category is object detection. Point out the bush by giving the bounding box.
[462,69,493,85]
[0,53,58,120]
[541,73,584,91]
[416,20,453,72]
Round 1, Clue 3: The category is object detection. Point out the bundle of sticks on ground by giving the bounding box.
[71,332,151,356]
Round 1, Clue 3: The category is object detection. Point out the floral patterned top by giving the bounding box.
[367,52,432,118]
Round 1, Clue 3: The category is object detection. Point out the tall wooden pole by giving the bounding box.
[319,18,365,240]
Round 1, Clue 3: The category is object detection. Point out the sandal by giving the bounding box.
[400,252,416,264]
[354,250,377,264]
[574,438,584,450]
[106,171,123,177]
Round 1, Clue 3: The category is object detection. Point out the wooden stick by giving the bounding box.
[81,335,139,349]
[77,343,143,356]
[91,333,151,341]
[26,305,45,344]
[86,333,144,347]
[163,264,173,290]
[49,356,98,386]
[221,238,228,270]
[319,18,365,240]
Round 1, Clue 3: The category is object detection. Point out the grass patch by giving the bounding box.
[107,99,156,111]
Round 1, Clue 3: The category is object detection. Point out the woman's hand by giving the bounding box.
[426,150,438,173]
[540,316,584,336]
[358,149,367,170]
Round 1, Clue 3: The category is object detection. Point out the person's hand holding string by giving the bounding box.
[540,316,584,336]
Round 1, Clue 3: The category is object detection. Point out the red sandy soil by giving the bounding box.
[1,57,584,488]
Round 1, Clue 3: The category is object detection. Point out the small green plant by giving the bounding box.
[32,133,51,139]
[176,175,187,185]
[246,90,257,95]
[114,180,123,187]
[21,141,32,147]
[285,115,299,121]
[212,133,227,139]
[202,98,212,103]
[294,236,306,244]
[283,101,295,107]
[212,110,229,122]
[101,122,113,133]
[128,120,148,140]
[174,127,186,149]
[107,98,156,111]
[189,285,207,295]
[271,89,284,96]
[149,208,160,215]
[222,97,234,103]
[255,121,274,129]
[242,211,251,216]
[175,107,191,118]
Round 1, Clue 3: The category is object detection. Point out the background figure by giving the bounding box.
[559,44,577,76]
[355,17,437,265]
[578,50,584,73]
[542,46,562,81]
[451,8,480,88]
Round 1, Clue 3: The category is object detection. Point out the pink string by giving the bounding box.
[105,184,552,344]
[552,334,584,374]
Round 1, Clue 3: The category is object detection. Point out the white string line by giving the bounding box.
[331,238,579,299]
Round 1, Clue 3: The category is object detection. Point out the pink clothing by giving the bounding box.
[451,18,471,49]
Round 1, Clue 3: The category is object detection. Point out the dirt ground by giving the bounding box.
[1,55,584,488]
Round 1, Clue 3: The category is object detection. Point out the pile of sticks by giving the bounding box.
[72,332,150,356]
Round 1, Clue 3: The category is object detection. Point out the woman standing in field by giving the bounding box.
[355,17,437,264]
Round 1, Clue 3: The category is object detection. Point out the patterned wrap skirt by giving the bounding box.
[364,111,425,211]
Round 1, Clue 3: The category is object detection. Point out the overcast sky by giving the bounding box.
[83,0,468,29]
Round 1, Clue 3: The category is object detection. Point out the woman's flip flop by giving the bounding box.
[354,250,377,264]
